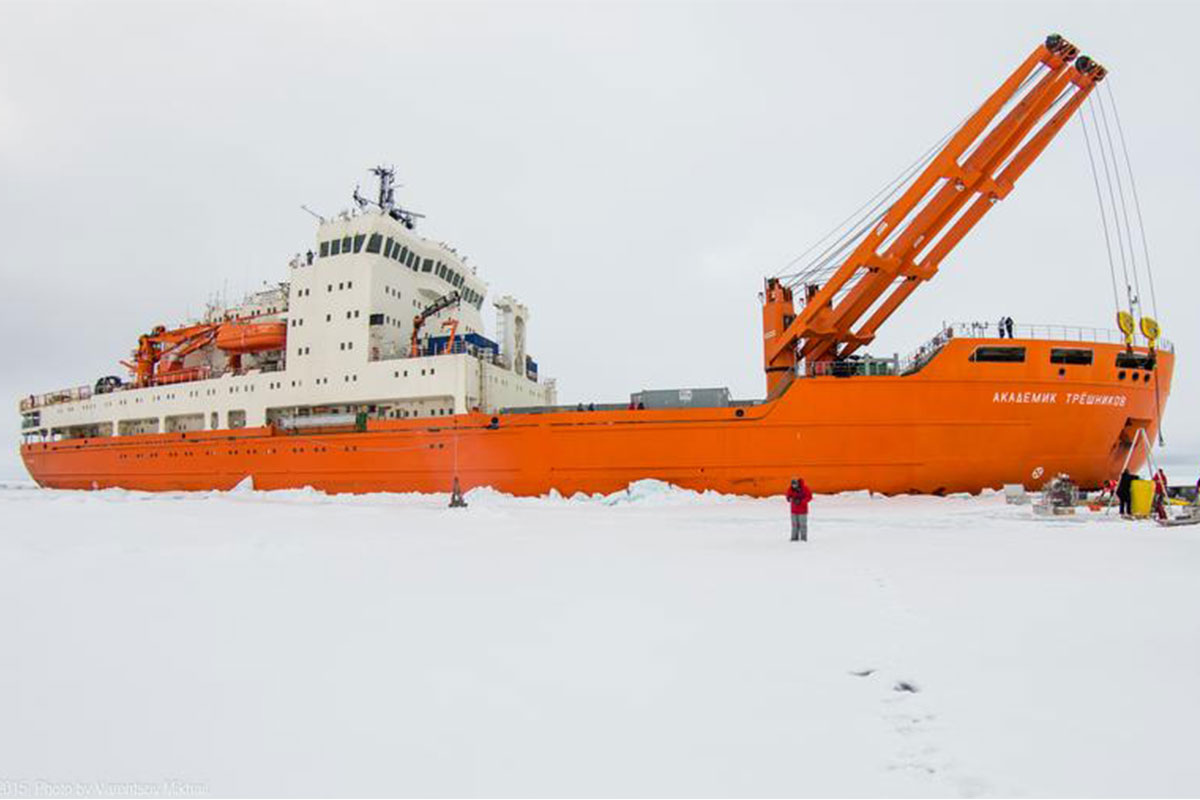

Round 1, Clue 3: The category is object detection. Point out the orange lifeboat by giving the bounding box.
[215,322,287,354]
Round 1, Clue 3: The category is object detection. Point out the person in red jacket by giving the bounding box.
[786,477,813,542]
[1153,468,1169,520]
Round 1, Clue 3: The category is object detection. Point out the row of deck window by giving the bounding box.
[318,232,484,309]
[319,235,366,258]
[968,347,1155,370]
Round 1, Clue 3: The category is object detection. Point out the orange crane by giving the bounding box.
[125,323,222,388]
[440,317,461,355]
[410,291,461,357]
[762,34,1106,394]
[124,313,287,387]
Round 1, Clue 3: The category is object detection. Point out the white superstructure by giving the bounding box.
[20,168,555,441]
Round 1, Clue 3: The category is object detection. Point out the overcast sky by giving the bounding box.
[2,0,1197,480]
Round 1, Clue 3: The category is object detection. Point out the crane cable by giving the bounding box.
[1077,107,1122,314]
[1086,95,1137,318]
[1100,83,1165,444]
[776,66,1047,289]
[1104,82,1166,445]
[1095,89,1145,318]
[1081,86,1166,446]
[777,132,949,289]
[1104,80,1159,321]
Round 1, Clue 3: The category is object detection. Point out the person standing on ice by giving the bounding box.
[786,477,813,542]
[1116,468,1134,517]
[1153,469,1169,520]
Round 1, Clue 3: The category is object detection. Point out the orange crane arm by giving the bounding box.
[128,309,283,387]
[410,291,461,357]
[132,322,221,386]
[764,35,1105,374]
[158,326,220,362]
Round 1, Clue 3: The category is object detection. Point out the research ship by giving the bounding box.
[19,35,1174,496]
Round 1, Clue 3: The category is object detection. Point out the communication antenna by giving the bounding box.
[300,204,326,222]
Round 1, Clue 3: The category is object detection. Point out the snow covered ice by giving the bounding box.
[2,481,1198,797]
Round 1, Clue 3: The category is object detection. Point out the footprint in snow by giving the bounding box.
[849,668,876,677]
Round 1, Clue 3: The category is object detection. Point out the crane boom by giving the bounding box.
[410,291,462,356]
[131,323,221,387]
[762,34,1106,392]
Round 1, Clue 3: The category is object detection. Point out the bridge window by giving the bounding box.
[319,241,330,257]
[330,239,341,256]
[341,236,351,252]
[353,234,365,253]
[1050,348,1093,365]
[366,233,383,253]
[422,258,433,273]
[969,346,1026,363]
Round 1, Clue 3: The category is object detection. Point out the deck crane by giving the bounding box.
[410,291,461,357]
[125,323,222,388]
[124,310,286,387]
[762,34,1107,395]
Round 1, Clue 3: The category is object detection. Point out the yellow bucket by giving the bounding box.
[1130,479,1155,517]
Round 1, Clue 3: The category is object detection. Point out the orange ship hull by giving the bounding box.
[21,339,1172,497]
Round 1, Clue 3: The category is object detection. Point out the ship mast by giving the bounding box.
[762,34,1106,393]
[353,165,425,229]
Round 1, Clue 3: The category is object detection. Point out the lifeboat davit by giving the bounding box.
[215,322,287,354]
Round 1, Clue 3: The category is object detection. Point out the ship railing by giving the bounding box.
[374,341,504,363]
[19,360,296,410]
[797,321,1174,380]
[945,321,1173,351]
[221,363,286,379]
[20,385,94,411]
[801,353,927,379]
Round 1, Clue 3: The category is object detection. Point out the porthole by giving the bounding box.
[1118,370,1126,380]
[735,408,745,418]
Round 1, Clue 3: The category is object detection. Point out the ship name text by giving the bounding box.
[991,390,1128,407]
